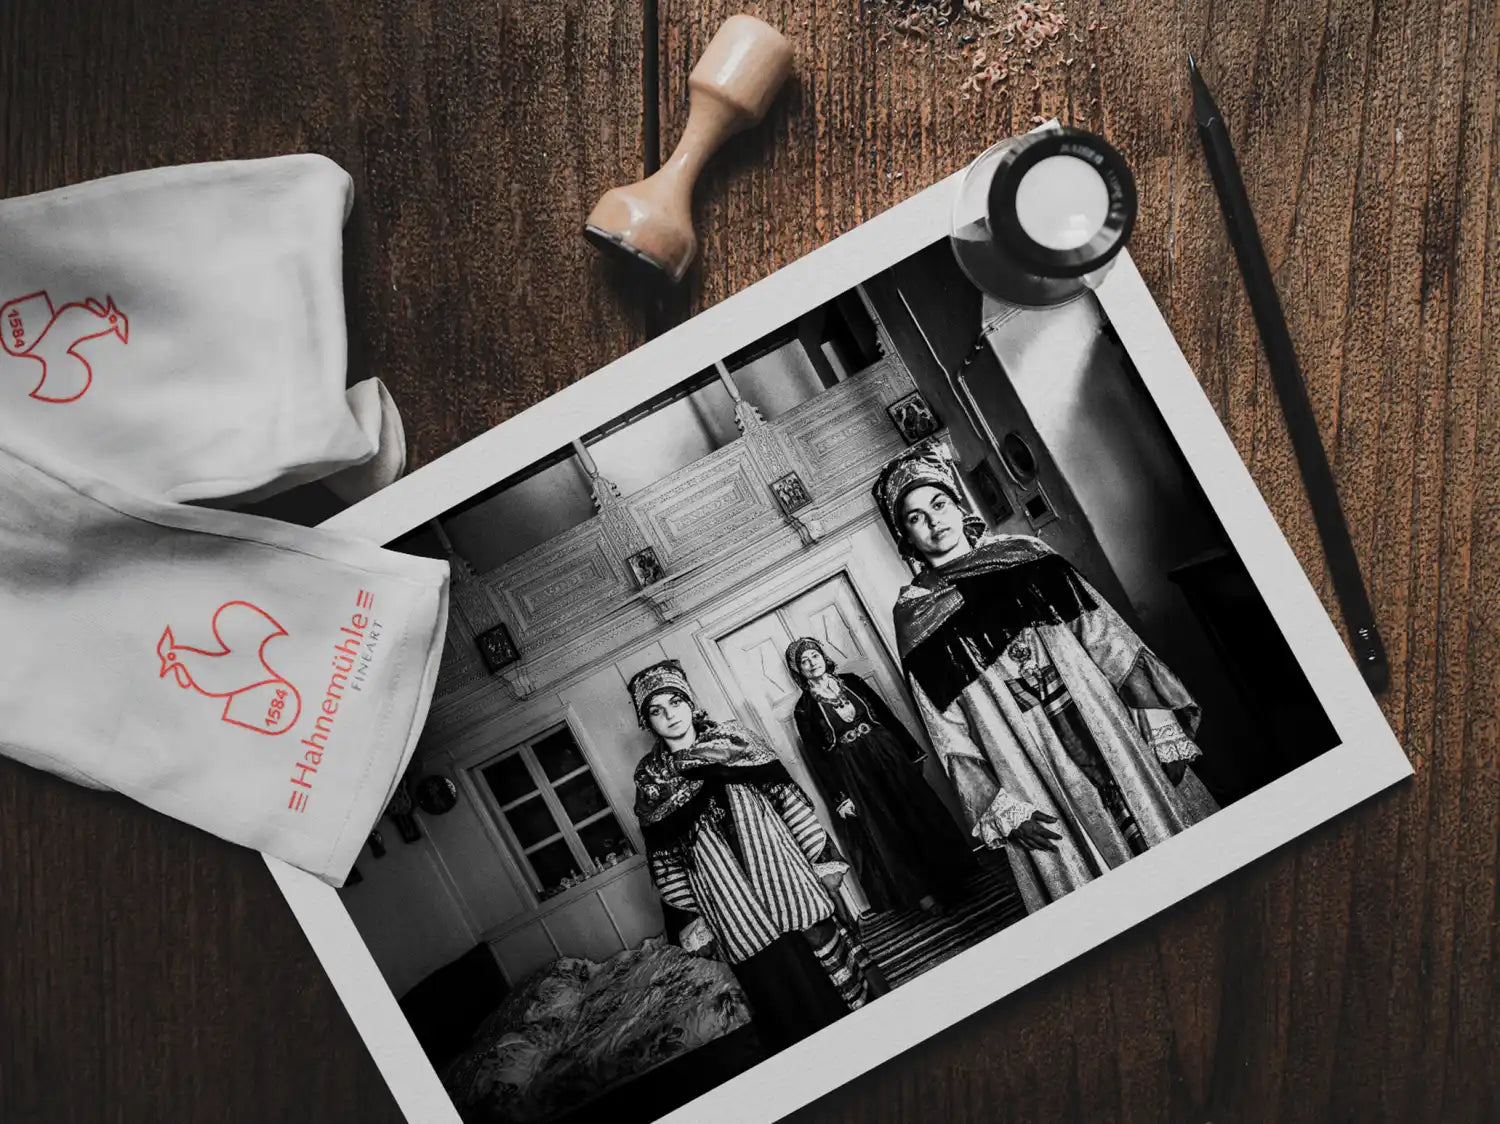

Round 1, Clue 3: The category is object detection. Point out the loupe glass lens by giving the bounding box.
[1014,155,1110,251]
[950,126,1136,308]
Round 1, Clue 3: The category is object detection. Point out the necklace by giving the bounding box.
[808,675,845,702]
[810,677,860,723]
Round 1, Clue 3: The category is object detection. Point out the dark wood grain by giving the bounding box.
[0,1,643,1121]
[0,0,647,469]
[3,0,1497,1120]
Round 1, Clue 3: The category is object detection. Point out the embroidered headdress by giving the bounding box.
[627,659,695,728]
[872,438,986,566]
[784,637,837,682]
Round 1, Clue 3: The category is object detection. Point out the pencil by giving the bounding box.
[1187,54,1389,695]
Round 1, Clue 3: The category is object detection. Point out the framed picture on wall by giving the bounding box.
[769,470,813,514]
[886,389,941,444]
[627,546,666,588]
[475,621,520,673]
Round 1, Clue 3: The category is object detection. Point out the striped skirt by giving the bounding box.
[649,780,836,963]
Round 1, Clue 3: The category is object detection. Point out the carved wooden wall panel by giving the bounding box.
[631,444,779,564]
[493,522,625,636]
[780,373,907,498]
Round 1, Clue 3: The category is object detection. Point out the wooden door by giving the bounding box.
[715,611,821,801]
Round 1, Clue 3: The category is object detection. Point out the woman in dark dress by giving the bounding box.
[629,659,887,1054]
[787,638,976,915]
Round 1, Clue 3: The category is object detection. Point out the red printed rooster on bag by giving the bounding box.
[158,601,303,736]
[2,290,129,403]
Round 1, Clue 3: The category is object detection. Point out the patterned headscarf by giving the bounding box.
[627,659,695,728]
[872,438,987,567]
[784,637,837,683]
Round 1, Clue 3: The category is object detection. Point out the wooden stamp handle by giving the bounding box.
[689,13,794,126]
[585,14,793,282]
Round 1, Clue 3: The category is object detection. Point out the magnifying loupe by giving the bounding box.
[950,126,1137,308]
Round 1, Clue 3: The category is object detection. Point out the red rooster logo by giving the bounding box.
[157,601,302,736]
[2,290,130,403]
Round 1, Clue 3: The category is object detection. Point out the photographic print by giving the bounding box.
[267,171,1410,1124]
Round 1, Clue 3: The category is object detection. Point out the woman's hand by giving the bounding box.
[1007,810,1062,852]
[1162,760,1188,785]
[836,796,857,819]
[680,917,716,957]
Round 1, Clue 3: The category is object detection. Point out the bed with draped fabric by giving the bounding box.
[437,937,758,1124]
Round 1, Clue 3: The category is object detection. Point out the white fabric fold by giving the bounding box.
[0,154,448,886]
[325,378,409,503]
[0,154,403,503]
[0,438,448,884]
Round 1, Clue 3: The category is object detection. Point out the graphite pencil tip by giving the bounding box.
[1186,53,1218,127]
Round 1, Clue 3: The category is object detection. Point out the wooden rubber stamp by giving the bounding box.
[585,14,793,282]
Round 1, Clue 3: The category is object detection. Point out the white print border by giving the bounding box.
[268,161,1412,1124]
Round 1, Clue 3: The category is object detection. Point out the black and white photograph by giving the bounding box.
[326,223,1360,1124]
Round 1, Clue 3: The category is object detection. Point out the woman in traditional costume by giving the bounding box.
[785,637,975,914]
[871,441,1218,913]
[629,659,887,1053]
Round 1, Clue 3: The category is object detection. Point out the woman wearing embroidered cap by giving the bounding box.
[629,659,886,1053]
[872,440,1218,913]
[786,636,975,915]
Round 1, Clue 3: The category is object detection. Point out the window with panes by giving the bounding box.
[476,724,635,900]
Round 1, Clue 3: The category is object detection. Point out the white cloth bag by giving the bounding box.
[0,154,403,503]
[0,156,449,885]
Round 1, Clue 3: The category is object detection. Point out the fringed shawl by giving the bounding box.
[895,535,1098,712]
[633,719,791,847]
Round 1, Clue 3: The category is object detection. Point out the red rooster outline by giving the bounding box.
[157,600,303,737]
[1,289,130,403]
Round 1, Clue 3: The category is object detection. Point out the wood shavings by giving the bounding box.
[1000,0,1067,55]
[866,0,1107,101]
[867,0,987,50]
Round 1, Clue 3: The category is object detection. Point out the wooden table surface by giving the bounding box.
[4,0,1497,1120]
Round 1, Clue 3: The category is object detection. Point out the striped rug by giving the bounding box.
[857,863,1027,990]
